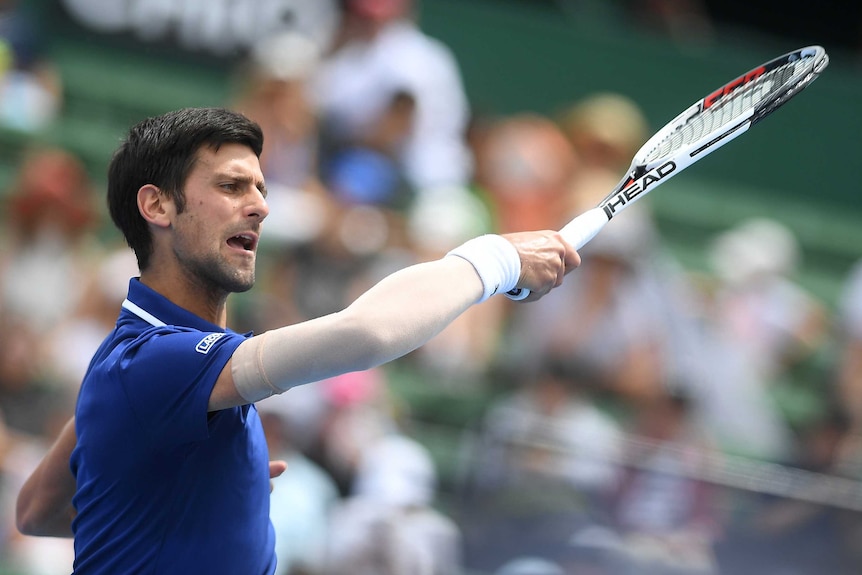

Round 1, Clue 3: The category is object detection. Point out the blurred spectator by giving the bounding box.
[609,390,720,574]
[675,302,796,462]
[0,246,133,466]
[235,31,322,193]
[39,246,139,392]
[258,406,340,575]
[0,315,59,436]
[311,0,486,263]
[473,113,578,234]
[838,258,862,398]
[834,257,862,476]
[314,370,403,495]
[468,355,623,502]
[312,0,472,197]
[318,88,419,260]
[559,92,649,214]
[458,355,624,573]
[715,403,862,574]
[323,89,415,211]
[560,93,648,201]
[0,0,62,131]
[709,218,826,377]
[323,433,463,575]
[648,260,794,463]
[0,147,101,332]
[0,412,74,574]
[272,0,342,56]
[0,147,101,436]
[707,218,829,427]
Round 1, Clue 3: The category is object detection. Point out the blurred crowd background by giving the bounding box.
[1,0,862,573]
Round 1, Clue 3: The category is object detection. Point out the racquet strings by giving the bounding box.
[642,55,813,164]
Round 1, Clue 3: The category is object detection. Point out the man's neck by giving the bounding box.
[138,270,229,328]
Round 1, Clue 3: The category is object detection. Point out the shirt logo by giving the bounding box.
[196,333,226,355]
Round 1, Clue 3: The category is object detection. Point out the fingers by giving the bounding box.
[269,460,288,479]
[555,254,567,288]
[268,460,288,493]
[562,235,582,272]
[504,230,580,301]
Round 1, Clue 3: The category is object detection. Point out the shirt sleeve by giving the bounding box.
[116,328,247,448]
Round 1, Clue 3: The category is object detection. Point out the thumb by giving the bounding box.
[269,460,288,479]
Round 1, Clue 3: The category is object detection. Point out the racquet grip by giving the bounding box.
[505,208,609,300]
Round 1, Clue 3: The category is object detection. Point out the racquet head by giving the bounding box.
[599,45,829,218]
[508,45,829,300]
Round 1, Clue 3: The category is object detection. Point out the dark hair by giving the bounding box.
[107,107,264,270]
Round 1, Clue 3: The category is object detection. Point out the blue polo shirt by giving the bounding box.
[70,279,276,575]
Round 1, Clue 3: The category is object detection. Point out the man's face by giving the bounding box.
[171,143,268,294]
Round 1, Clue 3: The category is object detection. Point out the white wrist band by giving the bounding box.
[446,234,521,302]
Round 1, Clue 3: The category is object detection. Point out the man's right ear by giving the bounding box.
[137,184,172,228]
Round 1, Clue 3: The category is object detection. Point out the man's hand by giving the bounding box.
[504,230,580,301]
[268,460,287,493]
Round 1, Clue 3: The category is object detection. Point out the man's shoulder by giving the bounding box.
[85,321,243,384]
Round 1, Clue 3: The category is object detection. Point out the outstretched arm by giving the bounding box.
[16,416,78,537]
[210,230,579,410]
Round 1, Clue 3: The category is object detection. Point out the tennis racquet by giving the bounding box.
[507,45,829,300]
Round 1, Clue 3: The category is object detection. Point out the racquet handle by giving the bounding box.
[505,208,609,300]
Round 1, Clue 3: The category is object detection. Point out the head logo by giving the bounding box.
[602,160,677,218]
[196,333,226,355]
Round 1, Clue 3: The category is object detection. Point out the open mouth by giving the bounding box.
[227,233,257,252]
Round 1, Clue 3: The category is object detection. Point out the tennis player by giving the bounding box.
[15,107,579,574]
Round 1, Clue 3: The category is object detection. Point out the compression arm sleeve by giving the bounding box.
[232,235,521,403]
[231,251,504,403]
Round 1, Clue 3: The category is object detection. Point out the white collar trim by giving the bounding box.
[121,298,167,327]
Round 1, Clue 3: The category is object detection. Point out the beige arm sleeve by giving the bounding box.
[231,255,484,403]
[231,331,280,403]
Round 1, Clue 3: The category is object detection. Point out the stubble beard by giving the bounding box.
[179,247,257,296]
